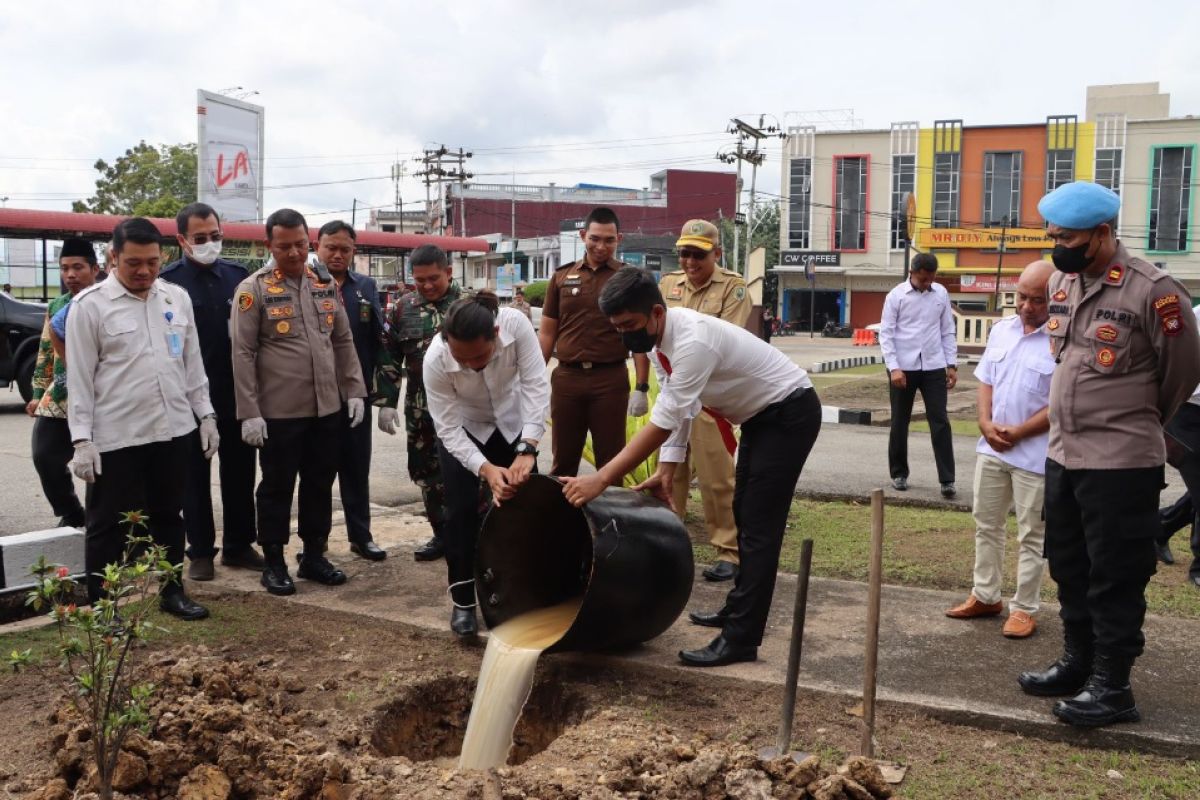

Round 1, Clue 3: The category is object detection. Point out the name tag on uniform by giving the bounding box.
[359,298,372,322]
[264,295,292,306]
[669,285,684,300]
[166,330,183,359]
[563,275,582,286]
[312,288,336,299]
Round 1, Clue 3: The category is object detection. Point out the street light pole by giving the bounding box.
[992,216,1009,312]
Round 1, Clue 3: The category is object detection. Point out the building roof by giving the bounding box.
[0,208,490,254]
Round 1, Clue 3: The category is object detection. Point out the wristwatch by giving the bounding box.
[634,382,650,392]
[514,441,538,457]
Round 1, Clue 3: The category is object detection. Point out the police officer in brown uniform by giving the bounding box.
[539,207,649,475]
[1017,182,1200,728]
[232,209,367,596]
[659,219,751,582]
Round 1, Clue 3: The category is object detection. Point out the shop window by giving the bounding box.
[833,155,868,251]
[788,157,812,249]
[1149,146,1193,252]
[933,152,960,228]
[983,151,1022,227]
[890,154,915,249]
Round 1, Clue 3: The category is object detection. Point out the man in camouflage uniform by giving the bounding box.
[379,244,461,561]
[27,238,99,527]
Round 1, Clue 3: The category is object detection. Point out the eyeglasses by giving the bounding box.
[190,233,223,244]
[677,248,710,261]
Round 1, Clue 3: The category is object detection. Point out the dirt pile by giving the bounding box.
[27,648,895,799]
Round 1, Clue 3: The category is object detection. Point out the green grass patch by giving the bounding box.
[686,496,1200,620]
[0,600,265,678]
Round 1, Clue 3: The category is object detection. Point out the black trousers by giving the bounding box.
[437,430,524,606]
[1164,404,1200,579]
[336,404,373,544]
[31,416,84,521]
[84,436,189,602]
[256,414,340,548]
[721,388,822,646]
[1044,461,1161,660]
[887,368,954,484]
[182,417,257,559]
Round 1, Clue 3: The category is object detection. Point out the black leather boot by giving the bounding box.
[1018,631,1092,696]
[449,579,477,638]
[297,552,348,585]
[1053,653,1140,727]
[260,544,296,596]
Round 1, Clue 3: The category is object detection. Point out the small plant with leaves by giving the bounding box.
[8,511,179,800]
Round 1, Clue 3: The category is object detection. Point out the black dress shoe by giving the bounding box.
[688,610,727,628]
[679,634,757,667]
[702,561,738,582]
[451,607,478,637]
[160,590,210,621]
[261,544,296,596]
[297,555,348,586]
[350,539,387,561]
[414,536,445,562]
[1156,540,1175,564]
[1018,655,1091,697]
[892,476,908,491]
[58,511,86,528]
[940,482,957,499]
[221,546,266,570]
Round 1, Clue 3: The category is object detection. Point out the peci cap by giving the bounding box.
[676,219,720,252]
[60,238,96,261]
[1037,181,1121,230]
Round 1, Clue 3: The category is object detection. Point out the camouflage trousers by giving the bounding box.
[406,392,490,540]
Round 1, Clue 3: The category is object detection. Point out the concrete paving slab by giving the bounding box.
[198,516,1200,759]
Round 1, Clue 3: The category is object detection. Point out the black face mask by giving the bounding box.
[1051,233,1097,274]
[622,327,656,353]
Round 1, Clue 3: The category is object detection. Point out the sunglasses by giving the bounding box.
[677,248,710,261]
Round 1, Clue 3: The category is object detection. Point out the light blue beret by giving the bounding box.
[1037,181,1121,229]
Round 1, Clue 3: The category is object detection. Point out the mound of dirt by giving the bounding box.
[27,647,894,800]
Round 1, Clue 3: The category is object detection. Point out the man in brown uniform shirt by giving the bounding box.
[232,209,367,596]
[1017,182,1200,728]
[539,207,649,475]
[660,219,751,582]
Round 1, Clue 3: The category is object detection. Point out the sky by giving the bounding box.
[1,0,1198,232]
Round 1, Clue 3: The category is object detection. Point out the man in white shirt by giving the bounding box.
[946,261,1056,638]
[424,293,550,637]
[66,218,218,620]
[879,252,959,497]
[562,268,821,667]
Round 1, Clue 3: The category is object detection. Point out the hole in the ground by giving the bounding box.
[370,673,586,765]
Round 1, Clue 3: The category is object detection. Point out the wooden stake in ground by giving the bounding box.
[860,488,885,758]
[776,538,814,756]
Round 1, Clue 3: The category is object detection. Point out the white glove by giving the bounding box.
[378,406,399,435]
[199,415,220,459]
[348,397,365,428]
[70,441,102,483]
[241,417,268,447]
[628,390,649,417]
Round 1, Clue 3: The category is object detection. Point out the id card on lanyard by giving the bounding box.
[164,311,183,358]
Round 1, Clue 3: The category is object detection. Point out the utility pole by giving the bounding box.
[390,160,407,232]
[415,145,473,237]
[992,216,1009,312]
[717,117,774,276]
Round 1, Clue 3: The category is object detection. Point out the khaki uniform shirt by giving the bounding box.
[542,259,628,363]
[660,267,752,327]
[231,265,366,420]
[1046,243,1200,469]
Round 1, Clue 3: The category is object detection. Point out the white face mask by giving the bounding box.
[189,240,222,265]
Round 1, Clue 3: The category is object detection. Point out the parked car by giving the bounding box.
[0,292,48,402]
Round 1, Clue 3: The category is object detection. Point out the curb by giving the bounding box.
[808,354,883,374]
[820,405,874,426]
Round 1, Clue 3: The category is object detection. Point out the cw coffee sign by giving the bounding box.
[916,227,1054,250]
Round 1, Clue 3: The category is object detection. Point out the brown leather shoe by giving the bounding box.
[945,594,1003,619]
[1002,610,1037,638]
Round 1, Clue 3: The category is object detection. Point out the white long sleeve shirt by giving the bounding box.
[66,277,214,453]
[878,279,958,372]
[423,307,550,475]
[650,307,813,463]
[973,314,1055,474]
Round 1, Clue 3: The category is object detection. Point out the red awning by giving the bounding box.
[0,208,490,255]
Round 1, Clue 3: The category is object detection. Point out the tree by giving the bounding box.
[73,142,197,218]
[717,201,780,274]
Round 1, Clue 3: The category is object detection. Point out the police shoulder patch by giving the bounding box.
[734,286,746,301]
[1097,347,1115,366]
[237,291,254,312]
[1105,264,1125,284]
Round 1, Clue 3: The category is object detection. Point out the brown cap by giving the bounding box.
[675,219,719,251]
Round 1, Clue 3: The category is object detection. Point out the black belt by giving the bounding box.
[747,386,812,423]
[559,360,625,370]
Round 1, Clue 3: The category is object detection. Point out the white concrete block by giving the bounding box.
[821,405,841,425]
[0,527,85,590]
